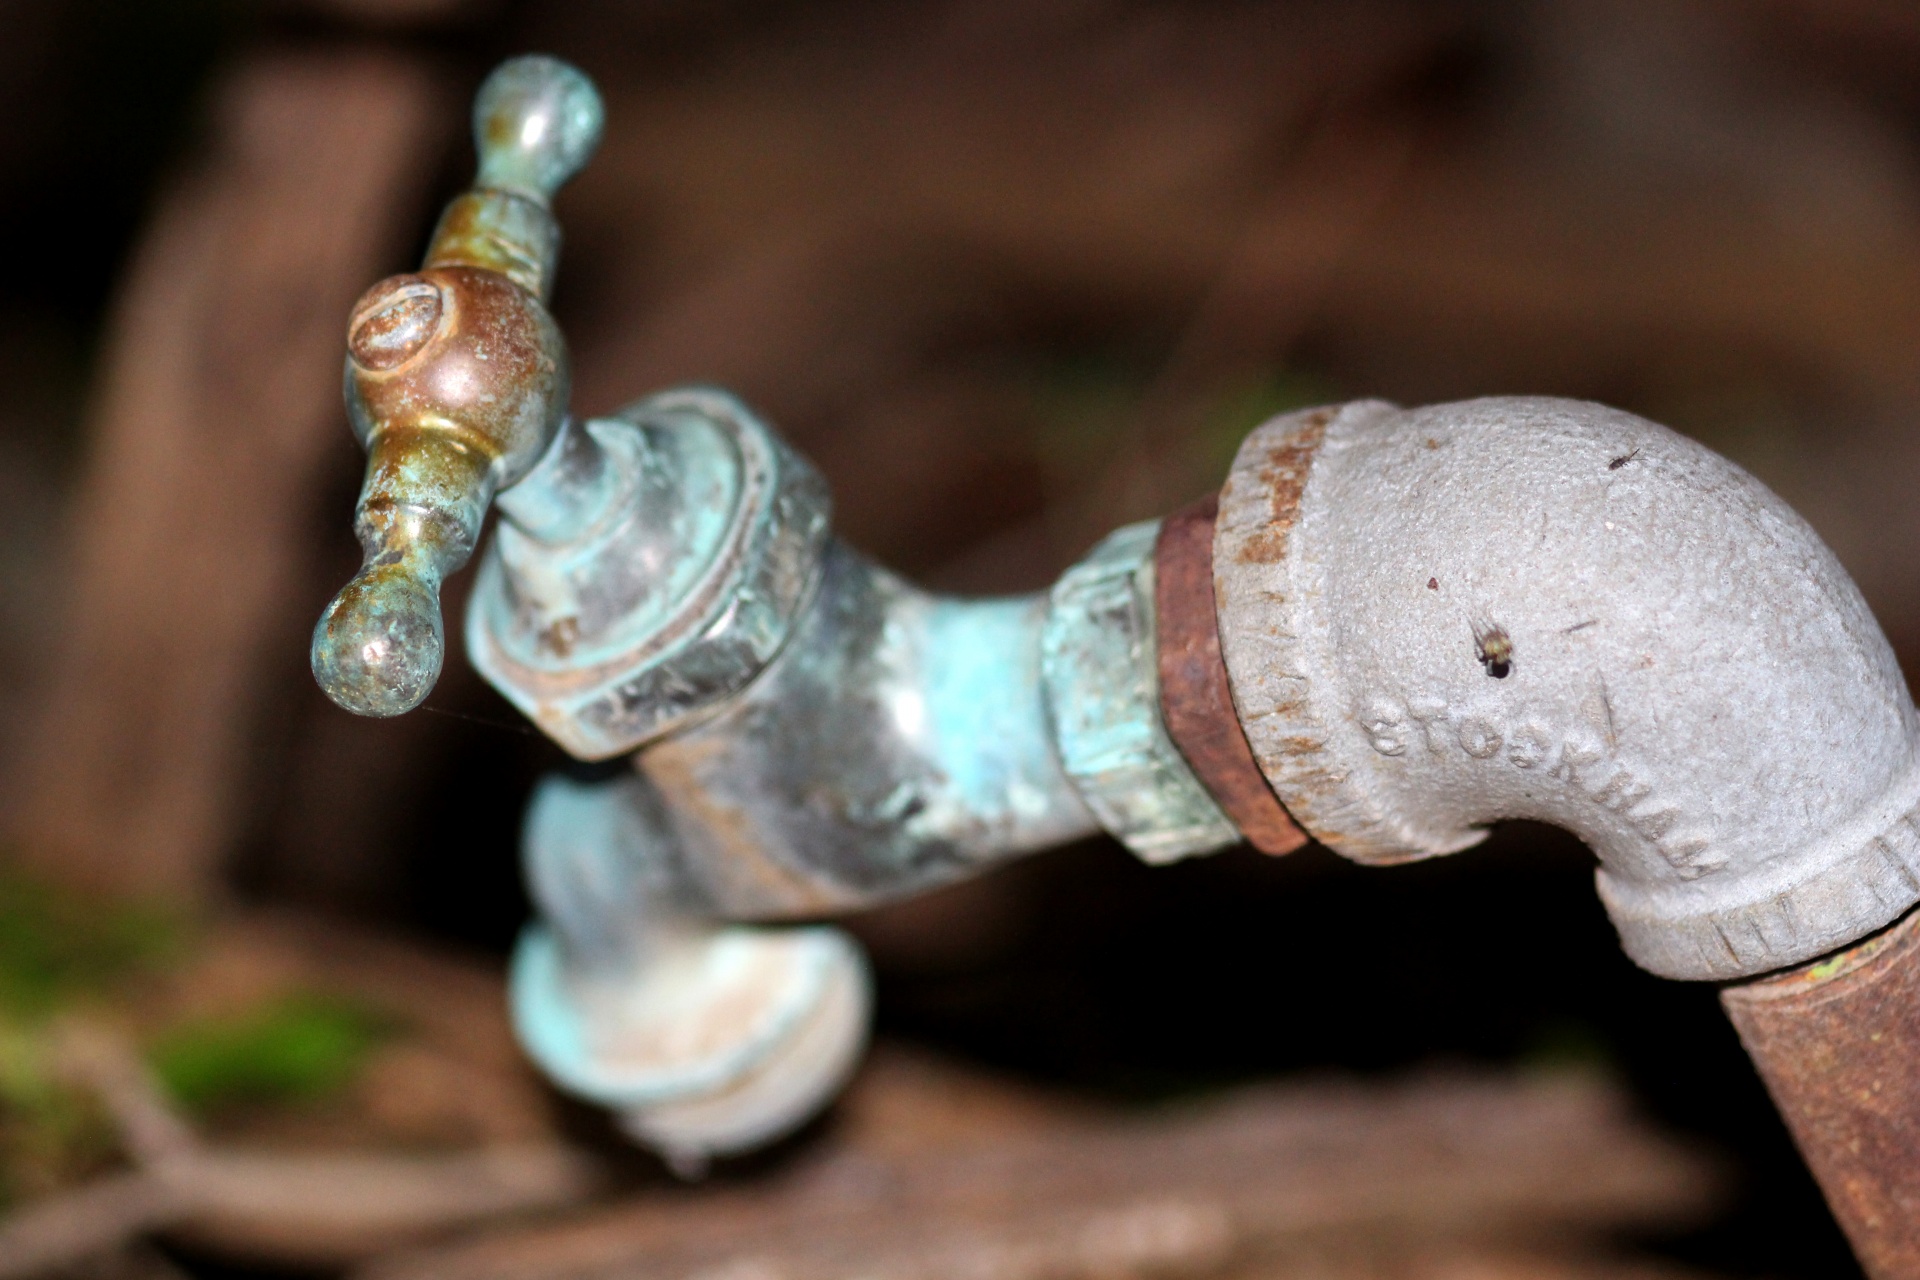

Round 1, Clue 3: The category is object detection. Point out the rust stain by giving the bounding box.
[1235,410,1328,567]
[483,109,517,154]
[1235,531,1286,565]
[422,193,550,297]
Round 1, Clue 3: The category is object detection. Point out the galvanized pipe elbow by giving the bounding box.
[1209,397,1920,981]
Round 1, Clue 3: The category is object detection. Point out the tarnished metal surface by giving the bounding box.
[1041,520,1240,864]
[315,260,570,716]
[1213,397,1920,980]
[1723,905,1920,1280]
[495,532,1092,1156]
[499,516,1108,1145]
[515,922,869,1166]
[469,388,832,759]
[311,56,601,717]
[481,393,1096,1150]
[1154,494,1308,857]
[424,56,600,298]
[423,193,561,300]
[343,266,567,479]
[511,775,869,1166]
[309,51,882,1163]
[635,541,1098,916]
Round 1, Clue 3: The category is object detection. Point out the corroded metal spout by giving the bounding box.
[311,56,601,716]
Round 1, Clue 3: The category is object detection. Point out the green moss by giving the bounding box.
[149,994,388,1116]
[0,1025,115,1207]
[0,867,184,1204]
[0,868,184,1019]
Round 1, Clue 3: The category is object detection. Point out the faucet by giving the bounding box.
[314,56,1920,1273]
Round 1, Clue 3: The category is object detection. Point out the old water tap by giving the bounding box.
[315,56,1920,1274]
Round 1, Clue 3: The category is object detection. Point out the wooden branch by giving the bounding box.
[0,1146,600,1277]
[0,1174,182,1280]
[363,1052,1720,1280]
[54,1021,201,1169]
[0,1019,597,1276]
[159,1146,600,1266]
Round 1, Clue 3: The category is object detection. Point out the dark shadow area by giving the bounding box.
[866,827,1859,1278]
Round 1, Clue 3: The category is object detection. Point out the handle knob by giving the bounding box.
[473,55,604,203]
[312,56,602,717]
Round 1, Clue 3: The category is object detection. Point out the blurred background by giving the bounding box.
[3,0,1920,1276]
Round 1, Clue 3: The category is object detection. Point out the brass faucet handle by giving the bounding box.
[311,56,602,718]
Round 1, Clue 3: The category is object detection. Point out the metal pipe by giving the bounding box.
[1154,494,1309,857]
[1204,396,1920,1276]
[477,393,1101,912]
[1723,905,1920,1280]
[1096,397,1920,1277]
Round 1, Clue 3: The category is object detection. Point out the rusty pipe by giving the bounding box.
[495,386,1920,1217]
[1723,906,1920,1280]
